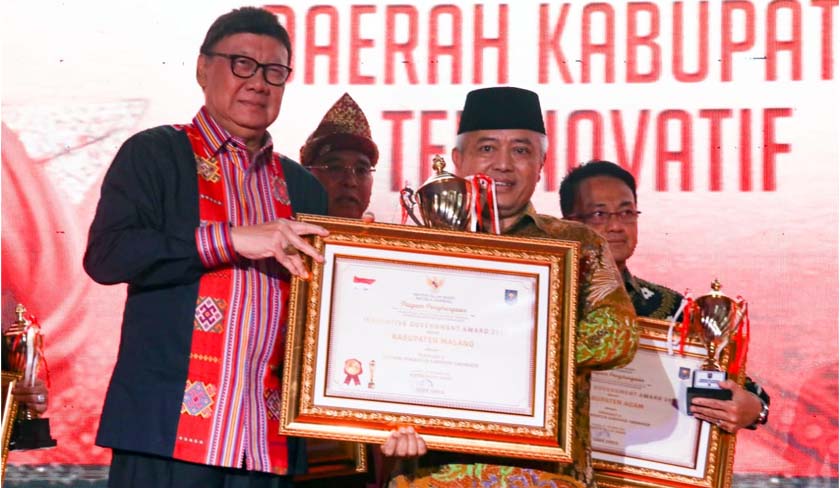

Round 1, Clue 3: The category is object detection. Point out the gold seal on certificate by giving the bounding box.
[684,280,749,405]
[400,155,499,233]
[343,359,363,386]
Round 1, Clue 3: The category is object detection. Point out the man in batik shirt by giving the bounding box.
[559,160,770,434]
[391,88,637,488]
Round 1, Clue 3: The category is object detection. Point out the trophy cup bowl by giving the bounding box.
[686,280,745,405]
[693,291,739,371]
[3,305,56,450]
[400,155,470,231]
[400,155,499,233]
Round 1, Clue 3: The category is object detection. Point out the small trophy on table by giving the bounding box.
[3,305,57,450]
[684,280,749,407]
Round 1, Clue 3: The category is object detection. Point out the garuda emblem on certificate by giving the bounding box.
[426,276,444,291]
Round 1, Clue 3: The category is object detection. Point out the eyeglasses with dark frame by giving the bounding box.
[305,164,376,178]
[204,52,292,86]
[571,209,641,225]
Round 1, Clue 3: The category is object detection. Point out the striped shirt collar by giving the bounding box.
[192,106,274,163]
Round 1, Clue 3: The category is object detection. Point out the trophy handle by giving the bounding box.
[399,188,425,227]
[713,336,729,368]
[733,298,748,330]
[728,297,750,375]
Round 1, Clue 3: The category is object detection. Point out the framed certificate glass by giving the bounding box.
[592,318,740,487]
[280,215,579,462]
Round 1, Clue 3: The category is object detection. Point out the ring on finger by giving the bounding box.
[282,243,298,256]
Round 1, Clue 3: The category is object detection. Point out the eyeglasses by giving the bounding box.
[306,164,376,178]
[571,209,641,225]
[204,52,292,86]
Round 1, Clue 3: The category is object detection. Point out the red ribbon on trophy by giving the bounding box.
[678,296,695,356]
[729,297,750,375]
[467,173,500,235]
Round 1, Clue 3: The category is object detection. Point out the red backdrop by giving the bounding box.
[2,0,837,477]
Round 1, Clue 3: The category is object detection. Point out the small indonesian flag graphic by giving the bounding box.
[353,276,375,290]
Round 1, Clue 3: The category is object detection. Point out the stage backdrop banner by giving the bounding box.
[1,0,837,478]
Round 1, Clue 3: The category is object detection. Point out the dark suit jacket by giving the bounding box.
[83,125,327,462]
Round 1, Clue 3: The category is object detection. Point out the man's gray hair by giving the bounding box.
[454,132,548,158]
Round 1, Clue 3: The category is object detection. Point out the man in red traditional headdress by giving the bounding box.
[300,93,378,221]
[298,93,427,487]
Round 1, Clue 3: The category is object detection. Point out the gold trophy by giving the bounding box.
[368,360,376,389]
[400,155,499,233]
[685,280,748,406]
[3,305,56,450]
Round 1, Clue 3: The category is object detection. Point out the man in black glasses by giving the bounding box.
[300,93,378,220]
[559,161,670,318]
[559,160,770,434]
[84,7,331,487]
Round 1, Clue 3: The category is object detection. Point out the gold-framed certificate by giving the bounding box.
[280,215,579,462]
[592,318,740,487]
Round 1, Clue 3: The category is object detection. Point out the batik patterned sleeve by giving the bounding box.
[574,230,638,371]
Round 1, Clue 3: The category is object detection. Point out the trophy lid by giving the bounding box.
[417,155,463,190]
[695,279,737,307]
[5,304,29,335]
[701,278,733,300]
[692,278,740,338]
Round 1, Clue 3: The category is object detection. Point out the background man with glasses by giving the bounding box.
[559,161,667,318]
[83,8,332,487]
[559,160,770,435]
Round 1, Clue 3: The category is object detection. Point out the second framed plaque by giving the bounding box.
[280,215,580,462]
[592,318,741,487]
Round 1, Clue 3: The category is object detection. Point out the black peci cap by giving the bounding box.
[457,86,546,135]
